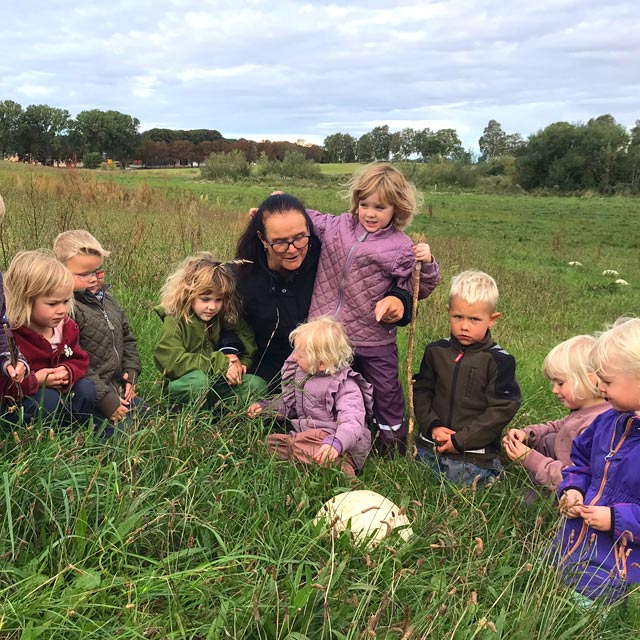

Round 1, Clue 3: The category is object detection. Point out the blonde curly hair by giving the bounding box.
[160,252,241,324]
[290,316,353,375]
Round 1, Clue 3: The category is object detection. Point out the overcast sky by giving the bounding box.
[2,0,638,150]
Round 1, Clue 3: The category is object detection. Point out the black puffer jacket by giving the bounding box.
[73,286,142,418]
[413,331,521,467]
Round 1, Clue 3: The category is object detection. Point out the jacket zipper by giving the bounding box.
[447,349,465,426]
[334,231,368,317]
[563,414,633,561]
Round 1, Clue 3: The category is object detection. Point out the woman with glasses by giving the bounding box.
[235,193,411,390]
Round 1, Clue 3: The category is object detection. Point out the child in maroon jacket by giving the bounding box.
[3,250,95,427]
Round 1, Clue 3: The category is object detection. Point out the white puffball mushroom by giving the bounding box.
[314,490,413,549]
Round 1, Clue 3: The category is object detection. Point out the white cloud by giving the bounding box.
[16,85,50,98]
[0,0,638,148]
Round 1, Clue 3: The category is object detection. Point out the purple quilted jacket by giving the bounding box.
[307,210,440,347]
[555,409,640,602]
[267,359,374,471]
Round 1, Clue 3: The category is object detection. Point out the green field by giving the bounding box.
[0,161,639,638]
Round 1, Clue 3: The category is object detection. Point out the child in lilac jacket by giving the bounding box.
[306,163,440,454]
[556,318,640,604]
[249,317,373,476]
[504,335,610,491]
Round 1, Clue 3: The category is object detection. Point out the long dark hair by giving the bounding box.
[235,193,314,274]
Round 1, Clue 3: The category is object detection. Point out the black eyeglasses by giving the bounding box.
[263,234,311,254]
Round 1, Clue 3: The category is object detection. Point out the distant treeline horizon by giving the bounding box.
[1,98,639,193]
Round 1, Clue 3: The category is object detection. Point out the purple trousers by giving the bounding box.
[353,343,406,452]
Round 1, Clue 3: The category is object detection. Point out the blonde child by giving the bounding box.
[248,317,373,476]
[304,164,440,453]
[154,252,266,408]
[414,271,521,485]
[2,250,95,426]
[54,230,147,427]
[504,335,610,491]
[556,317,640,604]
[0,194,28,404]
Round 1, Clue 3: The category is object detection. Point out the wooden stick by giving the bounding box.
[2,322,17,368]
[406,261,422,458]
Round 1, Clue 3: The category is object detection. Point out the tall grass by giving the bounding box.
[0,161,639,638]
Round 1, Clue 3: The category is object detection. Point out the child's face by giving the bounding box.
[357,191,394,233]
[191,293,224,323]
[292,337,325,374]
[551,378,582,410]
[30,287,72,336]
[597,363,640,413]
[447,295,499,346]
[66,254,105,294]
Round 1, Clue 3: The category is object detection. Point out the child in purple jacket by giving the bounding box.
[504,335,610,491]
[306,164,440,454]
[248,316,373,476]
[556,317,640,604]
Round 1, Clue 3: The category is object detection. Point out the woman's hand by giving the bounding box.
[374,296,403,323]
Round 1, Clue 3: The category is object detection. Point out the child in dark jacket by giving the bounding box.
[556,317,640,604]
[3,250,95,427]
[54,230,147,426]
[414,270,521,485]
[248,316,373,476]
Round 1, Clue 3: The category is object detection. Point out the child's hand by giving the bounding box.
[432,426,456,454]
[505,428,527,444]
[247,402,263,418]
[6,361,27,383]
[503,437,530,464]
[249,191,284,218]
[122,373,136,403]
[226,360,245,385]
[36,366,68,389]
[559,489,584,518]
[110,403,129,424]
[581,505,612,532]
[313,444,339,465]
[412,242,433,264]
[374,296,403,324]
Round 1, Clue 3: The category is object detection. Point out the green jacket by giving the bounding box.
[154,307,256,380]
[413,331,521,467]
[73,286,142,418]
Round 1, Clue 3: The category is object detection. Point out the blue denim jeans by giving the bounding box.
[416,446,502,487]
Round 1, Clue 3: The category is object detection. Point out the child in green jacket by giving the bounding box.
[154,253,266,408]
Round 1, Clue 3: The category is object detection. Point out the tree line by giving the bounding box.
[0,100,323,168]
[324,117,640,193]
[1,98,639,193]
